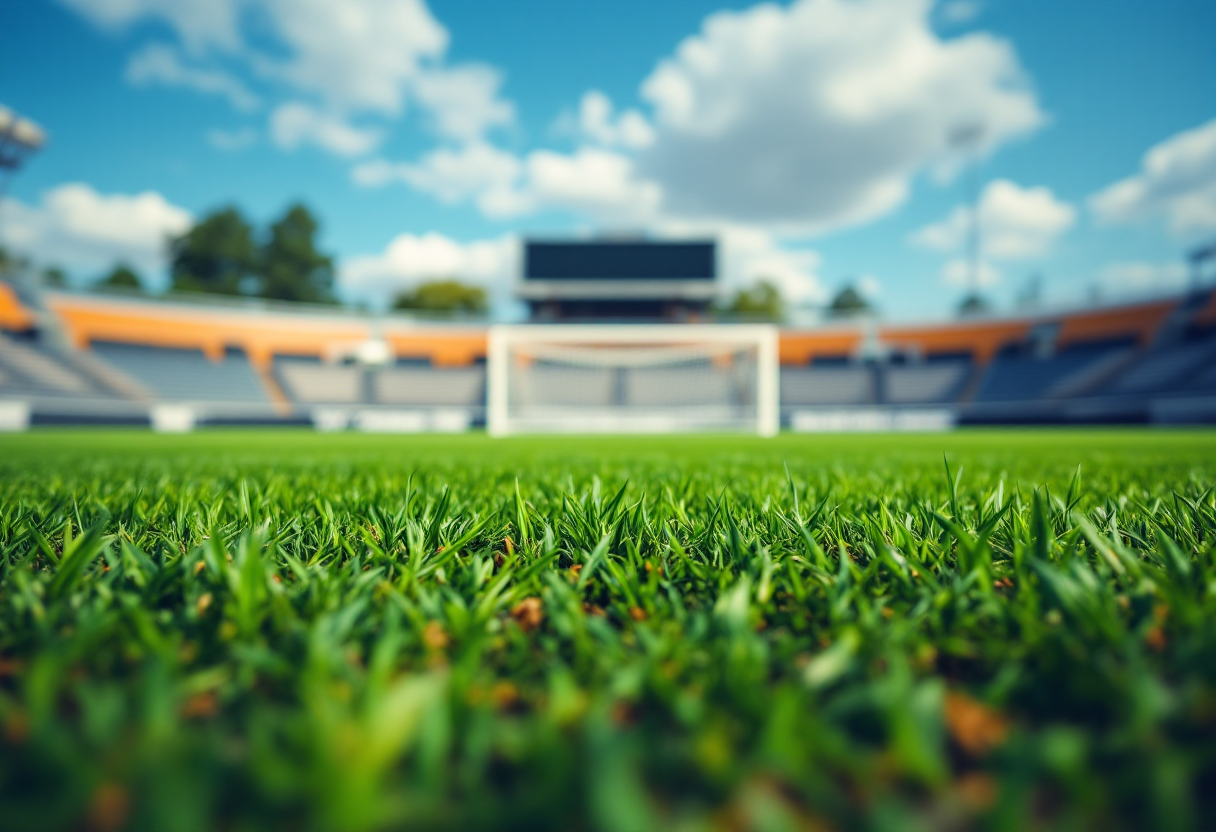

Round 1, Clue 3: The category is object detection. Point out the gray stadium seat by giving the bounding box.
[513,365,615,407]
[0,334,95,395]
[625,364,740,407]
[276,358,364,404]
[973,342,1134,403]
[781,365,874,406]
[374,366,485,406]
[1104,337,1216,395]
[91,342,269,403]
[884,361,970,404]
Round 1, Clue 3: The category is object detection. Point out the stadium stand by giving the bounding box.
[1055,299,1176,348]
[882,357,972,405]
[781,363,875,408]
[0,333,96,395]
[276,357,364,404]
[971,340,1138,403]
[881,318,1033,364]
[626,364,740,408]
[374,366,485,407]
[1100,333,1216,396]
[0,282,36,332]
[1190,289,1216,331]
[3,283,1215,427]
[90,342,270,404]
[514,365,616,408]
[1187,353,1216,391]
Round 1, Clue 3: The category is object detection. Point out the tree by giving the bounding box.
[258,203,335,304]
[393,280,487,315]
[827,283,872,318]
[100,264,142,290]
[723,280,783,320]
[169,206,257,296]
[42,267,67,287]
[957,292,991,317]
[0,247,32,280]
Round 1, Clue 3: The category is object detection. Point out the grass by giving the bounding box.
[1,429,1215,831]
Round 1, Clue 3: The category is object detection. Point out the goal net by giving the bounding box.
[487,324,779,436]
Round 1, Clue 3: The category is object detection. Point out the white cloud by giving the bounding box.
[207,126,258,151]
[341,232,516,306]
[57,0,243,52]
[1,183,192,276]
[352,143,526,217]
[1089,118,1216,236]
[714,226,824,304]
[938,1,981,24]
[856,274,882,298]
[62,0,516,152]
[577,91,655,149]
[255,0,447,116]
[1098,261,1188,293]
[631,0,1042,233]
[365,143,662,225]
[523,148,662,225]
[412,65,514,141]
[394,0,1039,236]
[270,102,383,157]
[911,179,1076,259]
[942,257,1001,287]
[126,43,260,111]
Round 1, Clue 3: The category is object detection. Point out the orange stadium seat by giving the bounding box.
[47,294,489,368]
[1190,290,1216,330]
[880,319,1033,364]
[0,282,37,332]
[1054,299,1177,348]
[777,328,863,365]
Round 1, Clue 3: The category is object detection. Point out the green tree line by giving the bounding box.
[170,203,335,304]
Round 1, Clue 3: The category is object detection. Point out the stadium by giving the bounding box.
[4,2,1216,831]
[3,237,1216,433]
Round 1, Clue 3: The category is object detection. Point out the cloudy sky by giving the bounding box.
[1,0,1213,319]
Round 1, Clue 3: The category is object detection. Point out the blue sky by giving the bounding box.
[1,0,1214,320]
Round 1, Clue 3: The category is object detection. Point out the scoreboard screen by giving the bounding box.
[525,240,715,281]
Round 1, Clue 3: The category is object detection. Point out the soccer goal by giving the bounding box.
[487,324,779,436]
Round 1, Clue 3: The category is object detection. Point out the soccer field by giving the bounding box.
[1,430,1214,831]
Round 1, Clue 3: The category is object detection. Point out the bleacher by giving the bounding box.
[882,358,972,405]
[2,281,1216,428]
[1099,333,1216,396]
[626,364,741,408]
[374,365,485,407]
[515,365,615,408]
[0,333,98,397]
[276,357,364,404]
[90,342,270,404]
[781,363,875,408]
[971,340,1137,403]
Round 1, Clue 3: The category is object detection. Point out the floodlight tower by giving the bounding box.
[0,106,46,199]
[0,107,46,260]
[1190,240,1216,291]
[949,123,985,304]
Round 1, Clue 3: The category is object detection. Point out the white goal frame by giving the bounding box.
[487,324,780,437]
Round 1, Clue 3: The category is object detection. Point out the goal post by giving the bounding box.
[487,324,780,436]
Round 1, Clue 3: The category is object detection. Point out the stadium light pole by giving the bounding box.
[949,124,985,304]
[1190,240,1216,292]
[0,106,47,250]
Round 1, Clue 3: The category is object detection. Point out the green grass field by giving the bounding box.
[2,430,1215,831]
